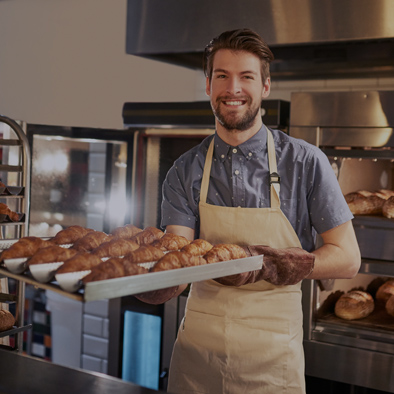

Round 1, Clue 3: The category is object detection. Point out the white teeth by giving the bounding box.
[225,101,243,106]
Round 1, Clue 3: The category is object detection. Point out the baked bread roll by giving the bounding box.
[181,239,213,256]
[382,196,394,219]
[91,239,139,258]
[334,290,374,320]
[130,227,164,245]
[376,279,394,303]
[344,190,385,215]
[385,295,394,317]
[123,245,165,264]
[151,251,206,272]
[204,243,247,264]
[82,257,148,283]
[72,231,113,252]
[0,202,20,222]
[0,309,15,331]
[52,225,94,245]
[0,237,54,262]
[56,252,102,274]
[151,233,190,251]
[111,224,143,239]
[27,245,78,266]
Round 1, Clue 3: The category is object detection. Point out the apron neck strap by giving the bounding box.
[200,128,280,208]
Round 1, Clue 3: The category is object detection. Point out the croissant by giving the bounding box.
[92,239,139,258]
[181,239,213,256]
[151,251,206,272]
[27,245,78,266]
[0,237,54,262]
[130,227,165,245]
[111,224,143,239]
[151,233,190,251]
[72,231,113,252]
[204,244,247,264]
[82,257,148,283]
[123,245,165,264]
[56,252,102,274]
[0,202,20,222]
[52,225,94,245]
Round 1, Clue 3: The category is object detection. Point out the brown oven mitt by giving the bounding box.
[214,245,315,287]
[134,286,180,305]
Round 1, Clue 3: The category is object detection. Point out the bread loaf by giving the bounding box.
[376,279,394,303]
[385,295,394,317]
[0,202,20,222]
[204,243,247,264]
[382,196,394,219]
[344,191,385,215]
[0,309,15,332]
[181,239,213,256]
[334,290,374,320]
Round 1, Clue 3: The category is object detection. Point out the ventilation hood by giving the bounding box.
[126,0,394,80]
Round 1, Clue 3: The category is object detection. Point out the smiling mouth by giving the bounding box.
[222,99,247,106]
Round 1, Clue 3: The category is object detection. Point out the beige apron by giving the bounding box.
[168,128,305,394]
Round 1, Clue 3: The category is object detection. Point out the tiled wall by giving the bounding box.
[82,299,110,374]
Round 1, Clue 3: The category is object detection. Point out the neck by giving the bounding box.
[215,118,263,146]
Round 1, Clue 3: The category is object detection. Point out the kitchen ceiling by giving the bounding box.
[125,0,394,80]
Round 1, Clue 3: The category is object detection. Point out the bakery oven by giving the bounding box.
[290,91,394,393]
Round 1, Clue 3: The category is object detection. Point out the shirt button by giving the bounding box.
[234,170,240,175]
[232,148,237,153]
[248,152,253,157]
[221,154,225,159]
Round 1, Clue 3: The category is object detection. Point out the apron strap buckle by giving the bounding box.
[270,172,281,185]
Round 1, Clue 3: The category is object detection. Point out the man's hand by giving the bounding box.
[214,245,315,287]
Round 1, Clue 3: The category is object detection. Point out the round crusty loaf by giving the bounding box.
[334,290,374,320]
[382,196,394,219]
[376,279,394,303]
[0,309,15,332]
[386,295,394,317]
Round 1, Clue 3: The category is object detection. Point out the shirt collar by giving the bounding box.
[213,125,267,162]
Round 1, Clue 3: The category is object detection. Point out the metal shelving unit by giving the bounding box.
[0,115,31,352]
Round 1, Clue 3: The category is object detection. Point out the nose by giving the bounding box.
[226,77,241,95]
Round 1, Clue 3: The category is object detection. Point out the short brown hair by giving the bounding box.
[203,28,274,83]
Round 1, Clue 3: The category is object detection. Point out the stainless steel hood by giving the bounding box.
[126,0,394,80]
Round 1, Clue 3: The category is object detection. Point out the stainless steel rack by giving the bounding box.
[0,115,31,352]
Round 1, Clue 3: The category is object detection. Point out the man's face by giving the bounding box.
[206,49,270,133]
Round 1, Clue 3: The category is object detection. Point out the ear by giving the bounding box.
[262,77,271,98]
[205,77,211,96]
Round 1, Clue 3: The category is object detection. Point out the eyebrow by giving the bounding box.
[213,69,258,75]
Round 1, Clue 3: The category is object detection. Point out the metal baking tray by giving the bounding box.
[0,255,264,302]
[0,324,32,338]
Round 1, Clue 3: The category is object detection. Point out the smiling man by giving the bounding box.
[136,28,360,394]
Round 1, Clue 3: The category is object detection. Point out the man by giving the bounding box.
[137,28,360,393]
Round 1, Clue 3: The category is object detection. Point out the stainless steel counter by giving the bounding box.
[0,348,163,394]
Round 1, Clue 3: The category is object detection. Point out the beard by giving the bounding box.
[212,96,261,132]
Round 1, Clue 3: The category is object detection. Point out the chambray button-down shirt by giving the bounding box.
[161,125,353,252]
